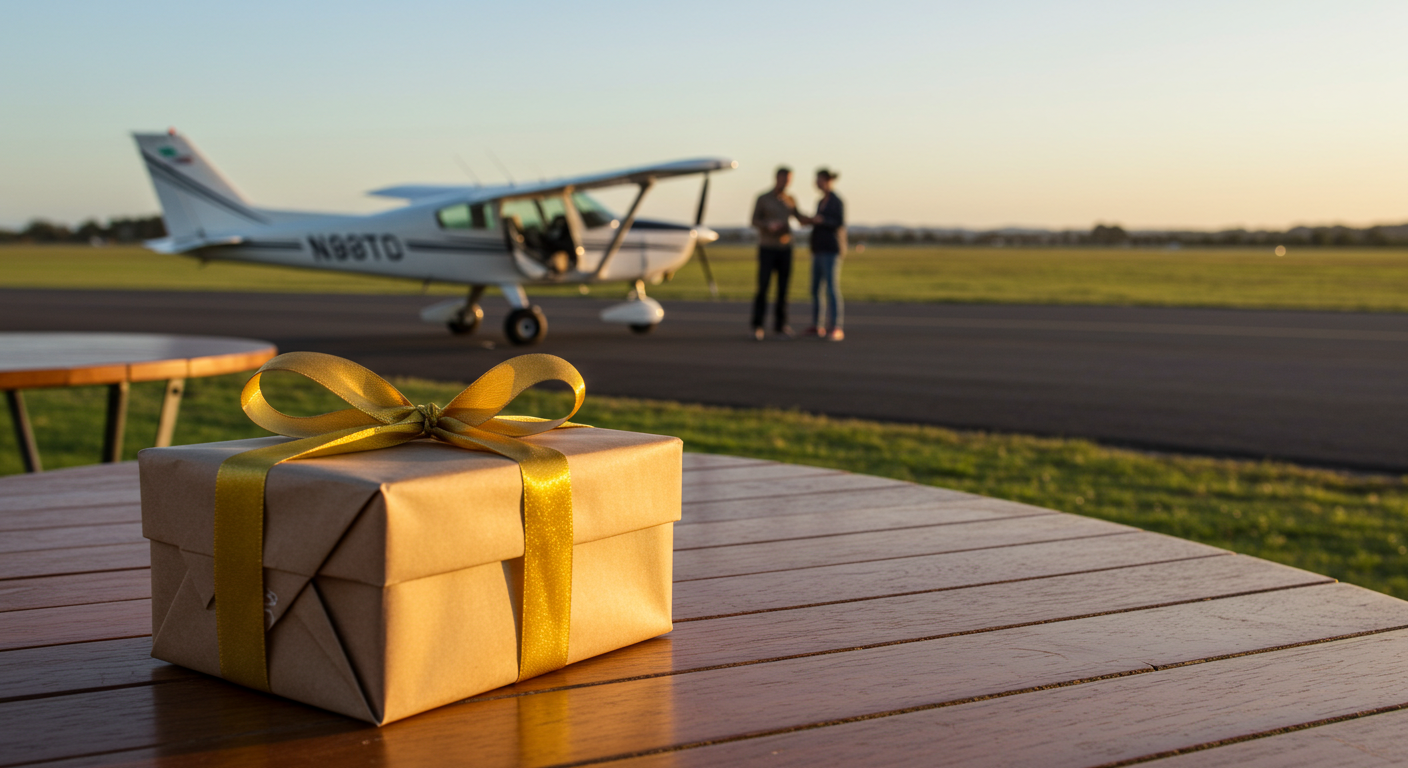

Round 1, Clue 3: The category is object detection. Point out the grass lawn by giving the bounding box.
[4,372,1406,601]
[6,243,1408,311]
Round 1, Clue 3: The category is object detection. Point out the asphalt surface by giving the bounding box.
[3,288,1407,472]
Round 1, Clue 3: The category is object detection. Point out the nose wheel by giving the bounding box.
[505,306,548,346]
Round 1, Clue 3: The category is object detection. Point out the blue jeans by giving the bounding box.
[810,252,843,330]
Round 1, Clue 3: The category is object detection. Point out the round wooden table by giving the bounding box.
[0,333,277,472]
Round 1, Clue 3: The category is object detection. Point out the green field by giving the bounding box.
[3,373,1406,600]
[5,243,1408,311]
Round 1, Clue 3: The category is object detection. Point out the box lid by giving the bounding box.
[139,427,682,595]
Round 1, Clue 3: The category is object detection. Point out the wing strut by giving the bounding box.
[594,178,654,279]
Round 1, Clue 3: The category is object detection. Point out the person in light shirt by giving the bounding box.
[749,166,805,341]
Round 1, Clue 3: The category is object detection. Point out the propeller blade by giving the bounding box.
[695,243,719,299]
[694,174,710,226]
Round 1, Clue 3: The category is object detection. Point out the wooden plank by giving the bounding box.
[485,555,1333,699]
[2,556,1327,708]
[0,467,139,498]
[185,346,279,379]
[675,512,1131,581]
[0,637,186,702]
[1144,707,1408,767]
[0,460,136,481]
[680,472,915,505]
[675,531,1221,620]
[0,501,142,532]
[0,542,148,580]
[0,522,144,554]
[680,463,841,487]
[126,357,188,383]
[0,570,149,612]
[605,622,1408,768]
[22,583,1404,768]
[0,486,140,511]
[0,677,355,767]
[675,497,1055,549]
[680,453,767,471]
[682,483,976,523]
[0,599,152,652]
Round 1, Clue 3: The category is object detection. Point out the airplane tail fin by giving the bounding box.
[133,130,268,241]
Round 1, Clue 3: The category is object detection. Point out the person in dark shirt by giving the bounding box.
[807,168,846,341]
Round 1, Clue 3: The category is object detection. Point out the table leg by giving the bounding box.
[5,390,42,473]
[102,382,130,463]
[155,377,185,448]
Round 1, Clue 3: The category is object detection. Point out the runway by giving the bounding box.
[3,289,1406,472]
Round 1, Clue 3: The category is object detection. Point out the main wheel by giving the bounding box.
[446,305,484,336]
[629,323,655,335]
[504,306,548,346]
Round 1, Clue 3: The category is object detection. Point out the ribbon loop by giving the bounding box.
[214,352,585,692]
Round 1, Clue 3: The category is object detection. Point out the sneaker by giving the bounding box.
[752,327,765,341]
[777,325,795,339]
[827,328,845,342]
[803,326,822,337]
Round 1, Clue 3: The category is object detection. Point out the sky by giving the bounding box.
[1,0,1405,231]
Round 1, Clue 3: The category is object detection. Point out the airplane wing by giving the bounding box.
[366,157,736,204]
[366,185,484,201]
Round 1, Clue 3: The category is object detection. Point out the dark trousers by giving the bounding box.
[752,246,793,330]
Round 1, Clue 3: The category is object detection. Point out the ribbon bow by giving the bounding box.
[214,351,586,692]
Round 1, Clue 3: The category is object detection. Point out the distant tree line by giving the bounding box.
[0,216,166,245]
[9,214,1408,249]
[716,221,1408,248]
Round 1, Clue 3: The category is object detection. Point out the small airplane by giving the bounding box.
[132,130,735,345]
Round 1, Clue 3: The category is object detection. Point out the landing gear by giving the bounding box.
[600,279,664,335]
[505,306,548,346]
[426,285,487,337]
[447,304,484,335]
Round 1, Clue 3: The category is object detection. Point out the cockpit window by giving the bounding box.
[437,202,492,230]
[573,193,616,228]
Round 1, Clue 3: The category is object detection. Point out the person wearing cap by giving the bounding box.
[749,166,804,340]
[807,168,846,341]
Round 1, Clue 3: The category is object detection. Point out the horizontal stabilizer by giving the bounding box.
[145,234,244,254]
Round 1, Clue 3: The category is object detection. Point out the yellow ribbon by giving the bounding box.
[213,351,585,692]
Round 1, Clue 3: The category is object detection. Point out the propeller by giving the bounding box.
[692,173,719,299]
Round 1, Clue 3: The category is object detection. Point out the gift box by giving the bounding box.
[137,352,682,724]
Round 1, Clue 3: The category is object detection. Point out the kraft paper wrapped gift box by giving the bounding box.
[139,427,681,725]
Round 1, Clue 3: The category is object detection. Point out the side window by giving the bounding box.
[500,199,544,232]
[437,202,493,230]
[438,203,469,229]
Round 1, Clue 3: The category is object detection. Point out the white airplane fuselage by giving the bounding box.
[187,203,701,287]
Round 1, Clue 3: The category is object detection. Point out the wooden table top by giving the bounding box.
[4,457,1408,767]
[0,332,277,388]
